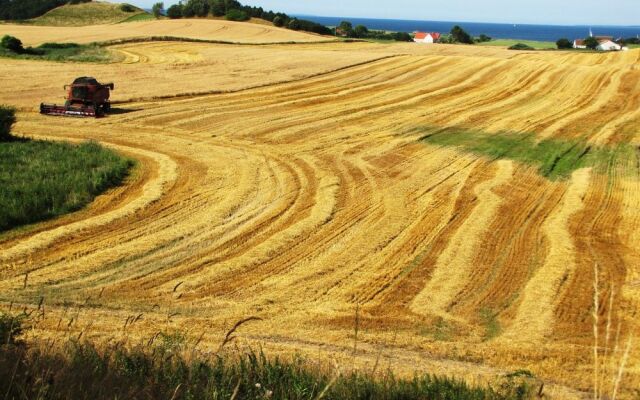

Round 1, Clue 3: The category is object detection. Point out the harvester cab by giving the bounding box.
[40,77,115,118]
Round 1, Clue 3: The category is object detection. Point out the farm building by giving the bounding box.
[596,40,621,51]
[573,39,587,49]
[414,32,441,43]
[573,35,621,51]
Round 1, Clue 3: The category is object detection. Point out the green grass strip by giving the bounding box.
[0,140,133,231]
[0,42,114,63]
[421,128,635,180]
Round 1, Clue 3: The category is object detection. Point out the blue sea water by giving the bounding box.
[295,15,640,42]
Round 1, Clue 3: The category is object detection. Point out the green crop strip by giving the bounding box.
[420,128,635,180]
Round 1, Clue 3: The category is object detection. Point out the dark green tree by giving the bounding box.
[287,18,301,30]
[225,8,248,21]
[272,15,284,27]
[208,0,225,16]
[583,36,599,49]
[152,2,164,18]
[119,3,137,12]
[508,43,534,50]
[183,0,209,17]
[556,38,572,49]
[0,0,67,20]
[353,24,368,38]
[0,106,16,142]
[450,25,473,44]
[1,35,24,53]
[477,34,492,42]
[166,4,183,18]
[338,20,353,36]
[392,32,413,42]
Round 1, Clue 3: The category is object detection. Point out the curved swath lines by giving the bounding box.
[472,65,575,133]
[0,142,177,267]
[360,157,481,310]
[440,62,553,128]
[502,168,591,343]
[0,151,211,293]
[301,60,514,133]
[114,150,320,296]
[536,68,621,139]
[62,144,299,295]
[112,43,204,65]
[124,58,434,135]
[274,156,393,303]
[494,67,607,137]
[442,63,580,133]
[133,57,442,130]
[343,150,480,306]
[134,54,484,133]
[410,161,513,319]
[269,149,419,303]
[194,154,376,300]
[550,69,629,141]
[553,158,627,340]
[586,70,640,144]
[204,59,512,145]
[0,131,248,288]
[129,55,411,125]
[22,140,295,296]
[444,170,562,320]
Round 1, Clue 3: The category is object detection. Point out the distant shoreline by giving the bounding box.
[294,15,640,28]
[293,15,640,42]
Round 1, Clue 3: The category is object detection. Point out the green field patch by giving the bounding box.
[477,39,556,49]
[420,127,634,180]
[0,140,133,232]
[119,12,158,23]
[29,2,148,26]
[0,37,115,63]
[479,308,502,341]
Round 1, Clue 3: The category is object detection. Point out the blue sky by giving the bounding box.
[114,0,639,26]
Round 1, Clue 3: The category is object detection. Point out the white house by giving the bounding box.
[414,32,441,44]
[573,34,621,51]
[573,39,587,49]
[596,40,621,51]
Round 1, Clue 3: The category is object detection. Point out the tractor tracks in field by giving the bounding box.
[111,54,406,106]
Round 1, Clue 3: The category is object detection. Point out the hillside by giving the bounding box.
[30,1,150,26]
[0,18,332,46]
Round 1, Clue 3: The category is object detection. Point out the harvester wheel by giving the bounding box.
[103,102,111,113]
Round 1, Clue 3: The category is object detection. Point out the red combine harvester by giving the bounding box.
[40,77,114,118]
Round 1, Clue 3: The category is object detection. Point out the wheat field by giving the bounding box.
[1,21,639,398]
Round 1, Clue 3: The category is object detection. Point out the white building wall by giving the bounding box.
[596,40,621,51]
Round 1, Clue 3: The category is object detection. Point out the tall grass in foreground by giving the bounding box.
[0,140,133,231]
[591,264,634,400]
[0,313,531,400]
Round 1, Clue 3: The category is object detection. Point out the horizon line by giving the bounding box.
[290,13,640,29]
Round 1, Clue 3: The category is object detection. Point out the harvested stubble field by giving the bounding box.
[1,20,640,399]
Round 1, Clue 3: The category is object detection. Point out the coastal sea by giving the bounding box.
[296,15,640,42]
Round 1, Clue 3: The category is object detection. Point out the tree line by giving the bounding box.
[334,21,412,42]
[556,36,639,50]
[0,0,90,20]
[164,0,332,35]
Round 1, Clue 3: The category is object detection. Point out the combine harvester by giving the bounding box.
[40,77,114,118]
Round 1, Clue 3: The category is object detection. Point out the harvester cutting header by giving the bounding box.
[40,77,114,118]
